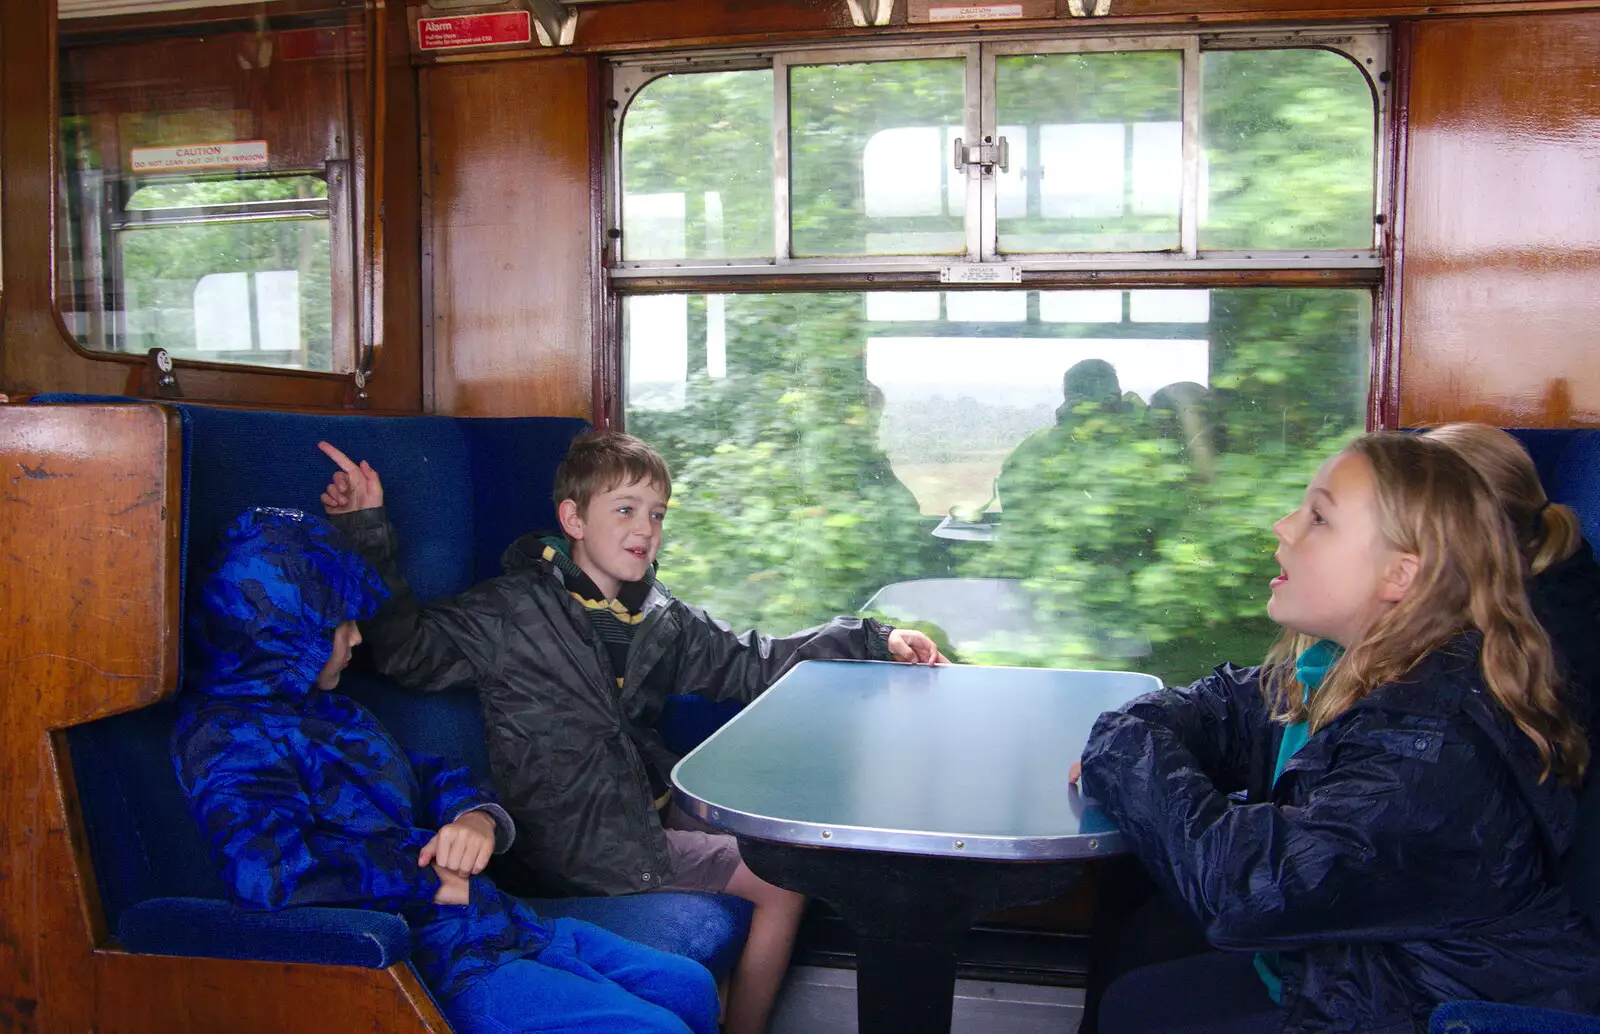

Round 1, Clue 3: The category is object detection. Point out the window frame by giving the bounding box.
[97,170,347,367]
[606,26,1390,280]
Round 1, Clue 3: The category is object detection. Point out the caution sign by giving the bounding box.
[129,140,271,173]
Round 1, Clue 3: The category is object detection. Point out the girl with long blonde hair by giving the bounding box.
[1078,432,1600,1033]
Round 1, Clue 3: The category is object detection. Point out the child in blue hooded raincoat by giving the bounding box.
[172,507,720,1034]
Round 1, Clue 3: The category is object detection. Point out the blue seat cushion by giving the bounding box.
[118,897,412,969]
[66,702,227,927]
[1430,1000,1600,1033]
[116,892,751,980]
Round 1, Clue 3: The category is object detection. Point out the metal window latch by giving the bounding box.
[127,347,183,399]
[1067,0,1113,15]
[953,136,1009,175]
[345,368,371,411]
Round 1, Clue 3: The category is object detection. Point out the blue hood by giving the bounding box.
[188,507,388,703]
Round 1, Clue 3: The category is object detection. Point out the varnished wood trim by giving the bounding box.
[48,729,112,950]
[419,70,439,413]
[589,55,619,431]
[1376,20,1413,431]
[407,0,1600,64]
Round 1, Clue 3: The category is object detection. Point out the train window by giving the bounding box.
[789,57,968,257]
[110,176,332,368]
[613,33,1384,267]
[1201,48,1377,250]
[56,7,366,374]
[614,31,1384,684]
[622,70,775,261]
[624,288,1368,684]
[994,49,1184,254]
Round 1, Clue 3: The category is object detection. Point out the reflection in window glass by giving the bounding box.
[118,219,331,369]
[1201,49,1376,250]
[790,60,966,256]
[623,70,774,261]
[625,289,1368,686]
[996,51,1183,254]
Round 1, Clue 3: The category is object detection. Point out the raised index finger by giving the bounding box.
[317,440,361,474]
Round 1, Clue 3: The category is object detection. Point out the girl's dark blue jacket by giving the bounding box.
[171,508,551,1003]
[1081,635,1600,1033]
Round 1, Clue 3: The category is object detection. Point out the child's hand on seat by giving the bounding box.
[432,865,471,906]
[317,441,384,514]
[420,810,497,878]
[887,629,945,665]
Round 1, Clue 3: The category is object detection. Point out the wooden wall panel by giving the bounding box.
[424,58,593,418]
[1398,12,1600,427]
[1,404,178,1031]
[404,0,1600,59]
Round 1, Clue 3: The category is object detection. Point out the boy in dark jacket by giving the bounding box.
[317,432,943,1034]
[173,508,719,1034]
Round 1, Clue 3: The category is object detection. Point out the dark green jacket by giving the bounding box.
[333,507,893,895]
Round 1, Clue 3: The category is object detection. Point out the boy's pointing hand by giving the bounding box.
[887,628,946,665]
[318,441,384,515]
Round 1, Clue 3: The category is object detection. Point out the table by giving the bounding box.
[671,659,1159,1034]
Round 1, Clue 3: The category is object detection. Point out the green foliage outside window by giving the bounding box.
[624,46,1376,686]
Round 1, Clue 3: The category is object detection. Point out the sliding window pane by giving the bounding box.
[119,219,332,369]
[622,70,774,261]
[625,288,1368,686]
[1201,49,1376,250]
[790,59,966,257]
[996,51,1183,254]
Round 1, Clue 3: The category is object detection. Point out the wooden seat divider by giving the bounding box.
[0,402,445,1033]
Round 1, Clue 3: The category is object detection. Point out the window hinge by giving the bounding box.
[526,0,579,46]
[846,0,896,27]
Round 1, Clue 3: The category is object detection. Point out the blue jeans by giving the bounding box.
[444,918,721,1034]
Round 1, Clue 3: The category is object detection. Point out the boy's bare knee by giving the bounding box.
[725,862,805,913]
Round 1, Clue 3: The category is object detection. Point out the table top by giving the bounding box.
[671,660,1160,861]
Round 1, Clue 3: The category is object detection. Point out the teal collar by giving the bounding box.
[1295,638,1343,691]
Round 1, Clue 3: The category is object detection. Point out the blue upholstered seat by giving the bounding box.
[41,398,751,991]
[1430,430,1600,1034]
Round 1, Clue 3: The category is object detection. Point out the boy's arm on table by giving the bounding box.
[670,605,897,705]
[330,506,506,692]
[1080,701,1477,950]
[175,719,441,915]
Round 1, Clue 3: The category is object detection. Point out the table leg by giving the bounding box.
[740,839,1083,1034]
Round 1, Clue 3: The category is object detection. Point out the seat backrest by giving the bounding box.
[1510,429,1600,920]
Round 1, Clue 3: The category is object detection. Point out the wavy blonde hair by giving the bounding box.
[1425,422,1583,575]
[1263,433,1586,785]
